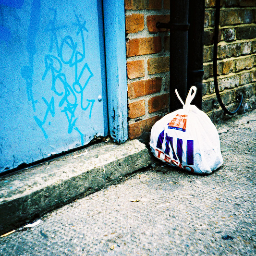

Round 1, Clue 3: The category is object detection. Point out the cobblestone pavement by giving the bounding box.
[0,110,255,255]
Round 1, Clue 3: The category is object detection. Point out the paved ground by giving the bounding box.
[0,110,255,255]
[0,139,151,235]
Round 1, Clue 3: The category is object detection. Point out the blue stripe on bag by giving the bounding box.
[187,140,194,165]
[177,139,183,163]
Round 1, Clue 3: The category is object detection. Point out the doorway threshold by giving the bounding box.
[0,139,151,236]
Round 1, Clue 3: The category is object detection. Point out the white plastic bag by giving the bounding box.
[150,86,223,174]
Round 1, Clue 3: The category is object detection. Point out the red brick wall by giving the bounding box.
[125,0,171,140]
[125,0,256,140]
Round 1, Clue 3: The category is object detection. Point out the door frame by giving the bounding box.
[103,0,128,144]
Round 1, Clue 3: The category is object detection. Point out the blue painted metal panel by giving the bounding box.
[103,0,128,144]
[0,0,108,173]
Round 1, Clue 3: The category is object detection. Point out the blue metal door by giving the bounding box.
[0,0,108,173]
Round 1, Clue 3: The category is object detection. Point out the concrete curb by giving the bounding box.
[0,139,152,235]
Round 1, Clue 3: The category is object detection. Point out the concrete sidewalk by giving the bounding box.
[0,109,255,255]
[0,139,152,235]
[0,108,255,240]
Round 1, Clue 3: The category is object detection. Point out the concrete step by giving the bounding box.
[0,139,152,235]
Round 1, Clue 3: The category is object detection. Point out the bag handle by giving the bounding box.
[175,89,185,106]
[175,86,197,112]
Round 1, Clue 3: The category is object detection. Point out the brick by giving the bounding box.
[203,63,212,80]
[205,0,216,7]
[217,44,228,59]
[147,15,170,33]
[210,10,216,27]
[204,90,232,109]
[222,60,234,75]
[208,80,216,94]
[204,11,211,28]
[240,72,251,85]
[203,62,222,79]
[236,25,256,40]
[148,94,169,113]
[126,14,144,34]
[128,115,161,139]
[239,84,254,99]
[204,29,218,46]
[128,77,162,99]
[221,8,255,25]
[220,91,232,106]
[147,0,162,10]
[202,81,210,96]
[218,74,240,91]
[242,41,252,55]
[221,0,239,7]
[203,91,234,112]
[126,37,161,57]
[239,0,256,7]
[203,46,213,62]
[127,60,145,79]
[125,0,161,10]
[236,56,254,72]
[228,43,242,57]
[220,10,242,26]
[204,9,216,27]
[218,43,243,59]
[125,0,145,10]
[129,100,145,119]
[242,9,255,24]
[218,63,223,76]
[223,28,236,42]
[202,95,218,113]
[251,69,256,81]
[252,41,256,53]
[147,56,169,75]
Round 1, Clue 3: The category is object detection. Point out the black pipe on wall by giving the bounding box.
[169,0,190,111]
[187,0,205,110]
[157,0,205,111]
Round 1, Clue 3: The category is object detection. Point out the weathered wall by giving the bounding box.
[203,0,256,120]
[125,0,256,140]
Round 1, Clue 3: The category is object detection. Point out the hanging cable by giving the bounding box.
[213,0,243,115]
